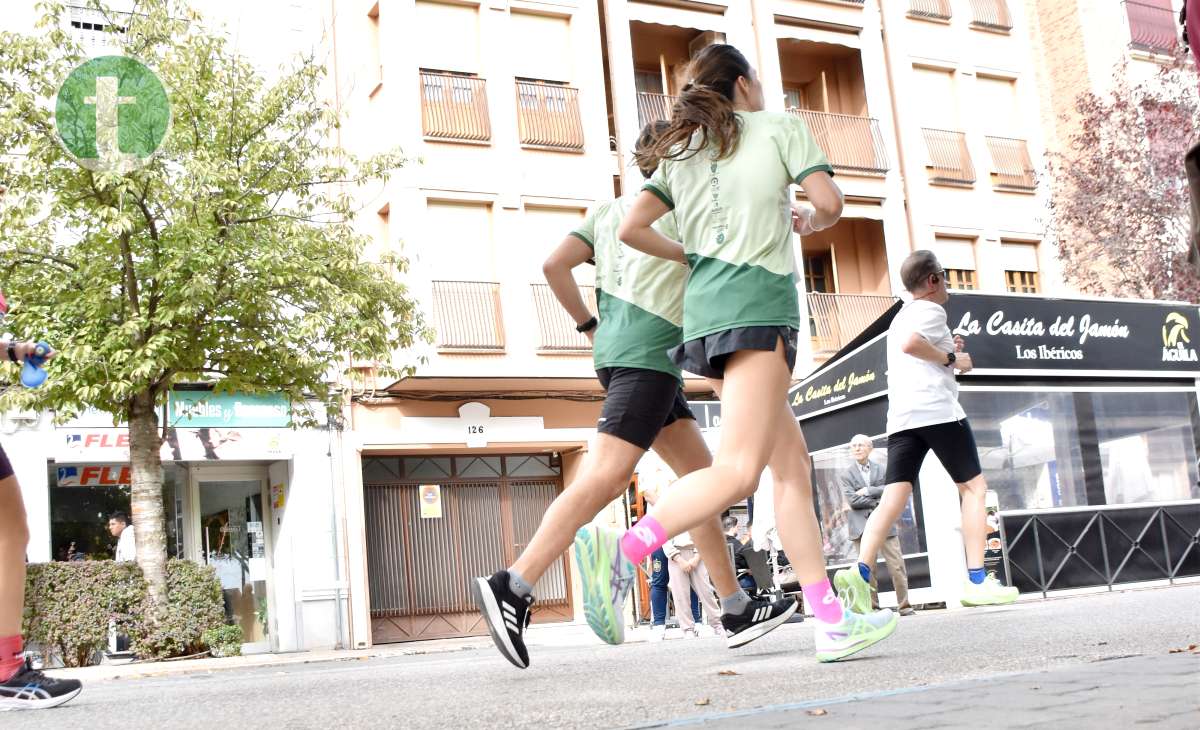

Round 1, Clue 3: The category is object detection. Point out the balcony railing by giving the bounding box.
[985,136,1037,191]
[516,81,585,152]
[922,128,976,185]
[808,293,898,355]
[420,71,491,143]
[909,0,952,20]
[1124,1,1178,54]
[430,281,505,351]
[530,283,597,353]
[788,109,889,175]
[636,92,677,129]
[969,0,1012,31]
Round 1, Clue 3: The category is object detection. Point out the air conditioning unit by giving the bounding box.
[688,31,726,58]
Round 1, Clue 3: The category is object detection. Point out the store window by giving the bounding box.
[49,463,183,561]
[958,391,1088,511]
[812,436,924,564]
[1093,391,1200,505]
[960,388,1200,511]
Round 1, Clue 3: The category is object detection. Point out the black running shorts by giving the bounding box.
[0,444,12,481]
[596,367,695,450]
[884,419,983,486]
[668,326,798,380]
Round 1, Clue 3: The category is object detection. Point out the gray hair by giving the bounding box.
[850,434,873,447]
[901,250,942,293]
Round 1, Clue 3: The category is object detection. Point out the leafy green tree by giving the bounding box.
[0,1,425,606]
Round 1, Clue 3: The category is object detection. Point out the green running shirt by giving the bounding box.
[569,195,688,380]
[642,111,833,341]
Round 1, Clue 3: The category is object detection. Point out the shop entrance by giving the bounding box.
[190,467,274,654]
[363,454,572,644]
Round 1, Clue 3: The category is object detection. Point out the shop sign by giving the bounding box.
[984,490,1007,585]
[945,293,1200,374]
[56,427,289,463]
[168,391,290,428]
[419,484,442,519]
[56,464,131,487]
[789,335,889,420]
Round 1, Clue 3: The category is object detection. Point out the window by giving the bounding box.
[913,67,957,129]
[634,71,664,95]
[932,235,977,290]
[510,12,571,84]
[960,388,1200,511]
[1002,241,1040,292]
[812,436,925,564]
[1124,0,1179,54]
[804,253,834,294]
[50,462,183,561]
[423,201,494,281]
[420,70,491,142]
[367,3,381,92]
[69,5,128,55]
[515,79,584,151]
[523,207,588,284]
[415,1,480,72]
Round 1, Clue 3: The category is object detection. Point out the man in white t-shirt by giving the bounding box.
[834,251,1018,610]
[109,512,136,562]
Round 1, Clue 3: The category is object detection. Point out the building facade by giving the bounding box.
[323,0,1084,647]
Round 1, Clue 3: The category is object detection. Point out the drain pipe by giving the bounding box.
[877,0,918,251]
[327,410,346,650]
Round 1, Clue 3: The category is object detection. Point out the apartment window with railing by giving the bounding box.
[976,76,1036,191]
[969,0,1013,31]
[915,67,972,186]
[1124,0,1179,54]
[909,0,952,21]
[68,4,128,54]
[420,70,491,142]
[1002,241,1040,293]
[530,284,596,353]
[788,109,889,175]
[933,236,978,291]
[516,79,584,152]
[923,128,976,185]
[425,201,504,351]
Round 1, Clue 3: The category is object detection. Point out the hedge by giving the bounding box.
[23,559,228,666]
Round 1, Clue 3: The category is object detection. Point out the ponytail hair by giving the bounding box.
[634,44,751,172]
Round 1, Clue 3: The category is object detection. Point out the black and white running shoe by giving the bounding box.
[472,570,533,669]
[721,596,800,649]
[0,658,82,711]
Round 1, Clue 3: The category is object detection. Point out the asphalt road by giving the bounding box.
[8,584,1199,729]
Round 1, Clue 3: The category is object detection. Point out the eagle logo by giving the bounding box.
[1163,312,1191,348]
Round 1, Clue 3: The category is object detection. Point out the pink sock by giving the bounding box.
[619,515,667,563]
[0,635,23,682]
[802,579,845,624]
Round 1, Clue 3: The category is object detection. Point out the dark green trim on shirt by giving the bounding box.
[793,163,835,184]
[642,182,675,210]
[568,230,594,249]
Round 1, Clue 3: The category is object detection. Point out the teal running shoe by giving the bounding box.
[574,524,635,645]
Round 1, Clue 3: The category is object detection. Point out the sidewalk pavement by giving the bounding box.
[45,619,608,683]
[659,651,1200,729]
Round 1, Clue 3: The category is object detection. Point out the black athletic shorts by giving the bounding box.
[596,367,695,450]
[668,326,798,379]
[885,419,982,485]
[0,444,12,480]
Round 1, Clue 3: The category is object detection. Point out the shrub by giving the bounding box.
[201,624,244,657]
[23,561,143,667]
[126,560,227,660]
[23,559,227,666]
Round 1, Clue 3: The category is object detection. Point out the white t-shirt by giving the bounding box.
[886,300,966,434]
[115,525,137,562]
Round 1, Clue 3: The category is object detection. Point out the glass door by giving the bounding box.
[194,474,272,653]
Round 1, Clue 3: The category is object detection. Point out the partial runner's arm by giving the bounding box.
[617,191,686,263]
[543,235,597,336]
[796,170,843,232]
[901,332,973,372]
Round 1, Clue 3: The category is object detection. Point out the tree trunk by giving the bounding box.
[128,391,168,607]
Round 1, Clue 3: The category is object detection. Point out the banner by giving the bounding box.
[56,427,289,463]
[944,293,1200,374]
[789,335,888,420]
[167,391,290,428]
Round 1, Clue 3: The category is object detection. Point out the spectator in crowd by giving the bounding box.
[840,435,914,616]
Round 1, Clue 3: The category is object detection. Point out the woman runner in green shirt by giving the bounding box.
[471,124,798,670]
[609,44,897,662]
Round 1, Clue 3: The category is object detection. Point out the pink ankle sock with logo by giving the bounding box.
[802,579,845,624]
[619,516,667,563]
[0,635,23,682]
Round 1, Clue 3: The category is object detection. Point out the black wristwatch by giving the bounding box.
[576,316,598,333]
[6,341,17,364]
[945,351,956,368]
